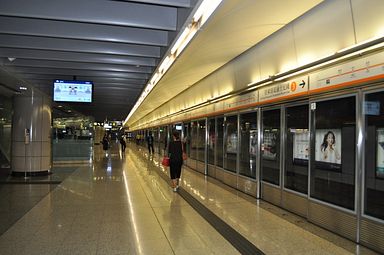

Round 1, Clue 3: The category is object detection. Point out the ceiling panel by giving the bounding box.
[0,34,161,57]
[0,0,195,121]
[0,0,178,29]
[0,0,323,123]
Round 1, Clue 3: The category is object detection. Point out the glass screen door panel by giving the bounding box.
[310,96,356,210]
[364,91,384,220]
[224,115,238,173]
[239,111,257,179]
[285,104,309,194]
[261,109,280,185]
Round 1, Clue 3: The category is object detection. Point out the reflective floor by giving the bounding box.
[0,142,379,255]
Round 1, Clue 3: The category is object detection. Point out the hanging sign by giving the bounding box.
[223,90,258,110]
[310,51,384,91]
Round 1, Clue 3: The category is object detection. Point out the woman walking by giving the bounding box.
[168,131,183,191]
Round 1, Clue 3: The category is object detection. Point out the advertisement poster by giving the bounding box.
[249,130,258,156]
[315,129,342,171]
[376,128,384,178]
[292,129,309,165]
[263,129,278,160]
[226,133,237,153]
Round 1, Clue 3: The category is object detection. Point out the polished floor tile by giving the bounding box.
[0,143,240,255]
[0,142,380,255]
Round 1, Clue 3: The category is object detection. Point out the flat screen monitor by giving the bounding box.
[53,80,93,103]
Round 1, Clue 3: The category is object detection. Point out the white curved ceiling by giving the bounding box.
[0,0,323,122]
[126,0,323,126]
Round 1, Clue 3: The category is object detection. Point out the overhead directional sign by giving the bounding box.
[259,76,308,102]
[310,51,384,92]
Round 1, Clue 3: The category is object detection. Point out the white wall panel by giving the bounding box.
[351,0,384,42]
[233,48,261,88]
[213,62,238,91]
[258,25,297,78]
[132,0,384,130]
[293,0,355,67]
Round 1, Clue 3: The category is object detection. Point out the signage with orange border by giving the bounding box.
[222,90,258,110]
[259,76,308,102]
[310,51,384,92]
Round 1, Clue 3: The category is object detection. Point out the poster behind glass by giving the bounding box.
[249,130,257,156]
[315,129,342,171]
[376,128,384,178]
[226,133,237,154]
[262,129,278,160]
[292,129,309,165]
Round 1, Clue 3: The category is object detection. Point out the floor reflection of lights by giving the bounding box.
[122,171,143,254]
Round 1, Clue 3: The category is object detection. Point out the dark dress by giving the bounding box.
[120,137,126,152]
[168,140,183,179]
[102,137,109,150]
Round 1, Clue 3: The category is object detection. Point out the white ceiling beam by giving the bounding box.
[5,59,154,73]
[0,35,161,58]
[0,0,178,30]
[0,48,157,66]
[0,16,168,46]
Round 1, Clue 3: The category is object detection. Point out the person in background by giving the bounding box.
[168,131,183,192]
[102,134,109,156]
[146,132,154,154]
[120,135,126,153]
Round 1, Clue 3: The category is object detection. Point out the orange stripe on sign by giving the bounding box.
[171,73,384,123]
[318,62,384,81]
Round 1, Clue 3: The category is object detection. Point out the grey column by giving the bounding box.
[11,89,51,175]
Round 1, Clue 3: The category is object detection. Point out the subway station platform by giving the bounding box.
[0,142,379,255]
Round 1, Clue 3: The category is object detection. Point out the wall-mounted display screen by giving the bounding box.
[315,129,342,171]
[376,128,384,178]
[53,80,93,103]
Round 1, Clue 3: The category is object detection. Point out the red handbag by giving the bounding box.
[182,152,187,161]
[162,156,170,167]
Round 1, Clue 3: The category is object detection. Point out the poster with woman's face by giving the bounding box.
[376,128,384,178]
[315,129,342,164]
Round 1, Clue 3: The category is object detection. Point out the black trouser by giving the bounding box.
[148,143,154,153]
[121,143,126,152]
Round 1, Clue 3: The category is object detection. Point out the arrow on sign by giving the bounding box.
[299,80,306,88]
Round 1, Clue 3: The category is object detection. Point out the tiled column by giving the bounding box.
[11,89,51,176]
